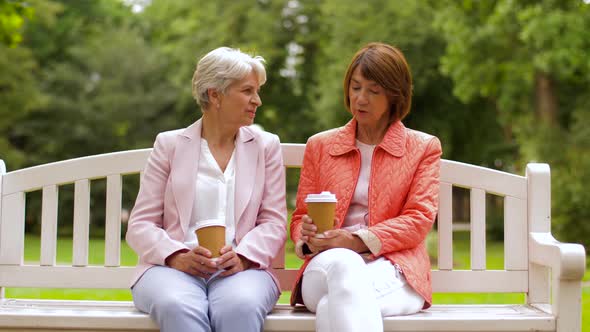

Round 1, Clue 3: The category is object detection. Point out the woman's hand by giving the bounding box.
[300,214,339,241]
[166,247,218,278]
[217,245,252,277]
[300,215,317,242]
[299,215,324,256]
[307,229,369,253]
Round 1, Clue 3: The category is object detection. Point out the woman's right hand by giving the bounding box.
[300,215,318,242]
[165,247,219,278]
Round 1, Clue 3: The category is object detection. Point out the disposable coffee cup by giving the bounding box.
[195,220,226,259]
[305,191,337,238]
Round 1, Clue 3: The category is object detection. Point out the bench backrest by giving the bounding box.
[0,144,551,298]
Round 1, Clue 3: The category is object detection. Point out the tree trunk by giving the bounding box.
[535,72,558,126]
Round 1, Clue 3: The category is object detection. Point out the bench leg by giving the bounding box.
[554,279,582,332]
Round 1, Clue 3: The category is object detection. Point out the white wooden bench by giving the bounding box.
[0,144,585,332]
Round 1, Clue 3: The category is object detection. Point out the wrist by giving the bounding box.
[351,234,369,253]
[238,255,252,270]
[165,249,189,267]
[295,240,307,259]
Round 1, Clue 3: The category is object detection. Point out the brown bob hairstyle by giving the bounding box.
[343,42,413,123]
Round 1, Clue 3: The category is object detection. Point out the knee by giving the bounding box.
[213,291,267,318]
[210,291,270,330]
[313,248,366,275]
[151,294,204,320]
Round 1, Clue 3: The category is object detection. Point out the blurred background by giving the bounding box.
[2,0,589,248]
[1,0,589,275]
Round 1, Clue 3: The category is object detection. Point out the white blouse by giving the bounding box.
[344,139,382,255]
[184,139,237,249]
[342,139,375,230]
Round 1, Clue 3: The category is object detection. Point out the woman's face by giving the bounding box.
[348,67,390,128]
[218,71,262,127]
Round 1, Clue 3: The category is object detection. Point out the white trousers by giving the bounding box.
[302,248,424,332]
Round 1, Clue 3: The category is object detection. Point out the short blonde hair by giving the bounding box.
[192,47,266,110]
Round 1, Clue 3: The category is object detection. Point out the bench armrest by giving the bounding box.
[529,232,585,280]
[529,232,585,330]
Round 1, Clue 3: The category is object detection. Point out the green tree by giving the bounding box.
[0,45,42,168]
[434,0,590,246]
[10,0,176,234]
[298,0,509,165]
[0,0,57,169]
[139,0,317,142]
[0,0,33,46]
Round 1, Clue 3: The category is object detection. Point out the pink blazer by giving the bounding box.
[126,119,287,289]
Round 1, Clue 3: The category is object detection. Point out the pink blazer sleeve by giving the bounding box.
[234,134,287,269]
[125,133,188,266]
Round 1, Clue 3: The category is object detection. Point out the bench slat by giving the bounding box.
[280,143,305,168]
[504,196,527,270]
[271,245,286,270]
[470,188,486,270]
[1,145,307,195]
[105,175,122,267]
[437,182,453,270]
[0,266,135,289]
[73,180,90,267]
[0,300,554,332]
[1,150,152,196]
[273,268,298,292]
[2,150,525,199]
[432,270,527,293]
[0,192,24,265]
[0,265,528,293]
[41,185,59,266]
[441,160,526,199]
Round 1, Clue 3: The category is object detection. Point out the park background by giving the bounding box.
[1,0,589,329]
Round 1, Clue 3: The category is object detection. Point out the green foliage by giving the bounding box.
[553,104,590,249]
[434,0,590,246]
[17,25,177,163]
[10,0,176,232]
[0,0,34,46]
[0,45,43,169]
[139,0,317,142]
[0,0,589,249]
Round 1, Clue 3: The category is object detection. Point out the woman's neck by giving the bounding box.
[201,114,237,147]
[356,120,389,145]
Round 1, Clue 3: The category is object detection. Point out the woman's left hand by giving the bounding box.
[307,229,369,253]
[217,245,252,277]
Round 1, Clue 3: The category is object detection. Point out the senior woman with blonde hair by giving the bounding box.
[126,47,287,332]
[290,42,442,331]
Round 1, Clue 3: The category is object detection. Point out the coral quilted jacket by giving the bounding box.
[290,119,442,308]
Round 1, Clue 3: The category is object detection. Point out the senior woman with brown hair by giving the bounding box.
[126,47,287,332]
[290,42,442,332]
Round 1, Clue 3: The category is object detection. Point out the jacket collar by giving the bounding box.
[180,119,255,143]
[328,118,406,157]
[174,119,257,234]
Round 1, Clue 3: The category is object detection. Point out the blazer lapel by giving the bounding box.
[234,127,257,226]
[171,119,202,234]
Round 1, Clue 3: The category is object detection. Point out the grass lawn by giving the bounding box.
[7,233,589,330]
